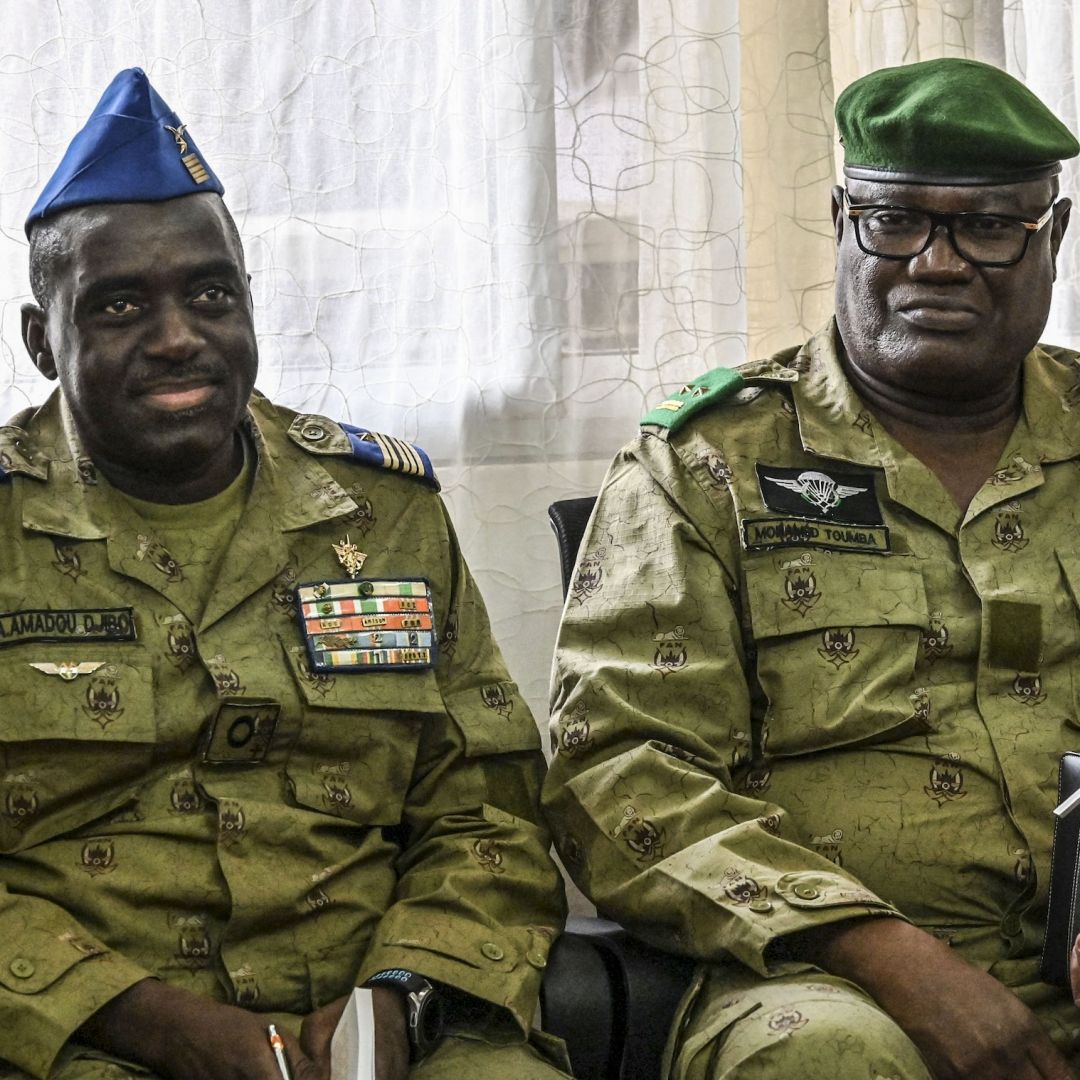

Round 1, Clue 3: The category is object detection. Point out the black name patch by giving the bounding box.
[0,607,137,647]
[742,516,891,554]
[756,464,883,524]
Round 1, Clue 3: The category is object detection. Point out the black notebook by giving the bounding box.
[1041,752,1080,985]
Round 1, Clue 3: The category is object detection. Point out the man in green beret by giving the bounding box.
[0,69,570,1080]
[547,57,1080,1078]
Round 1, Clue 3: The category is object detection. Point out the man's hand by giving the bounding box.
[78,978,327,1080]
[791,917,1072,1080]
[300,988,410,1080]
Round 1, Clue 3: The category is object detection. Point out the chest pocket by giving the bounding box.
[743,552,930,758]
[283,643,442,826]
[0,650,155,852]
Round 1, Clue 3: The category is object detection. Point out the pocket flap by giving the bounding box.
[0,652,154,743]
[0,652,156,850]
[745,554,928,639]
[283,643,445,713]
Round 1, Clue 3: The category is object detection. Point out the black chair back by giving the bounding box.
[548,496,598,597]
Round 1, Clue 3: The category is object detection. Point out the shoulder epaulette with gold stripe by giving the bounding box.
[340,423,439,489]
[640,367,745,433]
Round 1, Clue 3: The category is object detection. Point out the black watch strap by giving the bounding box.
[364,969,445,1062]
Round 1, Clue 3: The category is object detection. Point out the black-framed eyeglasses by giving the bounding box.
[843,189,1057,267]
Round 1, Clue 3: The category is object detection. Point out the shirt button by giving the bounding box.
[749,899,773,913]
[302,424,327,442]
[793,884,821,901]
[9,958,35,979]
[1002,912,1022,937]
[526,950,548,969]
[481,942,505,961]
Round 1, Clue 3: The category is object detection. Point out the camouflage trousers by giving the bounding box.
[413,1029,572,1078]
[664,965,932,1080]
[0,1029,572,1080]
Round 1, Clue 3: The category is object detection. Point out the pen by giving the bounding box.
[267,1024,292,1080]
[1054,786,1080,819]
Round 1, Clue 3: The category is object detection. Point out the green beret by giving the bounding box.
[836,58,1079,185]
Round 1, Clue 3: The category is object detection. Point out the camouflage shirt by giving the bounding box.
[547,321,1080,999]
[0,391,563,1079]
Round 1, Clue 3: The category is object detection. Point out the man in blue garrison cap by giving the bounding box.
[0,69,569,1080]
[547,57,1080,1079]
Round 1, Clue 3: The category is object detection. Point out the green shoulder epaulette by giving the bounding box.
[640,367,745,433]
[288,413,440,491]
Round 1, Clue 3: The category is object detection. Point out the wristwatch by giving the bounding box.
[364,969,445,1061]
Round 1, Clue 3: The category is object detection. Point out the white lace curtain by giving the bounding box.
[0,0,1076,726]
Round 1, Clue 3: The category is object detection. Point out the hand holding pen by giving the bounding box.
[268,1025,293,1080]
[72,978,331,1080]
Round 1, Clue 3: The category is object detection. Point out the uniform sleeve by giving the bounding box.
[543,433,902,977]
[356,504,566,1032]
[0,887,149,1077]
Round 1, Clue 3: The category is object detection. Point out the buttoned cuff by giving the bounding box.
[715,870,904,976]
[608,830,906,978]
[0,936,149,1079]
[356,908,554,1033]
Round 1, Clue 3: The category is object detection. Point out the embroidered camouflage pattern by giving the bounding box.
[665,966,931,1079]
[546,321,1080,1061]
[0,390,563,1079]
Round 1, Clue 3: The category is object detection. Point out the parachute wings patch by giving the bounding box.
[756,464,884,524]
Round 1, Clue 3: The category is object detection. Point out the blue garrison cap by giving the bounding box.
[25,68,224,236]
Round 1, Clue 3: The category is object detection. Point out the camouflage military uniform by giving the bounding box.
[546,321,1080,1075]
[0,391,568,1079]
